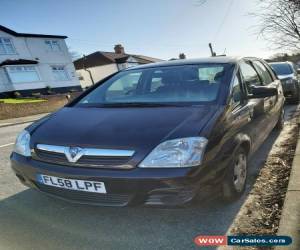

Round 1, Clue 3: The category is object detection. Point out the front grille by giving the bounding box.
[35,182,132,206]
[33,148,132,169]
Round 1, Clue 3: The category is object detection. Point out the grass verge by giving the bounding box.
[0,98,46,104]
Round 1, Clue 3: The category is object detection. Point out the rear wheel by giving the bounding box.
[222,147,248,201]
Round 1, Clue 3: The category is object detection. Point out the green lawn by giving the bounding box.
[0,98,46,104]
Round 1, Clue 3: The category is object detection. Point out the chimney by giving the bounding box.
[179,53,186,59]
[114,44,125,54]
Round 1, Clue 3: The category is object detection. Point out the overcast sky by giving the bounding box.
[1,0,278,60]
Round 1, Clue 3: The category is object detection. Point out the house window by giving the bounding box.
[51,66,69,81]
[6,66,40,83]
[0,38,16,54]
[45,40,61,51]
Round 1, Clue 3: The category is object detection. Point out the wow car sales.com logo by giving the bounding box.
[194,235,292,247]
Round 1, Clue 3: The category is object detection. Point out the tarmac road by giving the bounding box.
[0,104,297,250]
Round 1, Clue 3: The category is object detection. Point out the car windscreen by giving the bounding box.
[75,63,231,107]
[270,63,293,75]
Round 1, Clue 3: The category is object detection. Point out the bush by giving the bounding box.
[31,92,41,97]
[46,86,55,95]
[69,88,78,93]
[13,91,22,98]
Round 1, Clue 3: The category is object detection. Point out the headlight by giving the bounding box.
[13,130,31,157]
[138,137,208,168]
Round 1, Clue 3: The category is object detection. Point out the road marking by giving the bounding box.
[0,142,14,148]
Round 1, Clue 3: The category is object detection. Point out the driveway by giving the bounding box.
[0,104,297,250]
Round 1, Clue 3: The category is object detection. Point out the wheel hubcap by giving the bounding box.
[233,153,247,192]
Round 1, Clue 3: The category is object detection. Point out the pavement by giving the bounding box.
[0,113,49,128]
[276,115,300,250]
[0,105,298,250]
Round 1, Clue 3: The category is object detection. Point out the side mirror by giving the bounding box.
[248,86,278,99]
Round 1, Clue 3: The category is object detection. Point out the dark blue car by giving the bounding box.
[11,57,285,206]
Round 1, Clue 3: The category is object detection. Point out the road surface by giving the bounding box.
[0,105,297,250]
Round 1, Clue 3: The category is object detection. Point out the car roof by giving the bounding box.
[269,61,294,65]
[124,56,257,70]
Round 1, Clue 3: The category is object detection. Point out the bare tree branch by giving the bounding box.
[193,0,207,6]
[253,0,300,51]
[68,47,82,61]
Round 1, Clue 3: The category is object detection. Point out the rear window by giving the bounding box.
[76,63,233,106]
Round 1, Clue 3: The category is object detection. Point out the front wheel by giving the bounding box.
[222,147,248,201]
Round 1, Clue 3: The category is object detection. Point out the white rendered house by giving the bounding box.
[0,25,81,97]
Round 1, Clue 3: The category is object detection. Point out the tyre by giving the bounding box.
[274,108,284,130]
[290,87,300,104]
[222,147,248,201]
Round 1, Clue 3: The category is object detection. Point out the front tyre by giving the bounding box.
[222,147,248,201]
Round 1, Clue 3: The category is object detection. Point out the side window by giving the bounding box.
[252,61,273,85]
[231,74,242,104]
[262,62,277,80]
[239,61,261,93]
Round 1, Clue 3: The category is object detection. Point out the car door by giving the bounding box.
[263,60,285,125]
[228,71,253,140]
[252,60,282,130]
[239,60,267,152]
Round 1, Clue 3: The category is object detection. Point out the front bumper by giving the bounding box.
[282,83,298,99]
[10,153,221,207]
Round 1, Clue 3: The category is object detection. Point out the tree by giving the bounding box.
[193,0,207,6]
[254,0,300,50]
[290,0,300,8]
[179,53,186,59]
[268,51,300,63]
[68,47,82,61]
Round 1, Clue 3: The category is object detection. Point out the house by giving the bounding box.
[0,25,81,97]
[74,44,162,88]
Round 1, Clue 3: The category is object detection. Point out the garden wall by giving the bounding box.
[0,92,82,120]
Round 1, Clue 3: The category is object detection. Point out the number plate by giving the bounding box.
[37,174,106,194]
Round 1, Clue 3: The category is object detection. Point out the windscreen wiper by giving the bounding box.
[101,102,182,107]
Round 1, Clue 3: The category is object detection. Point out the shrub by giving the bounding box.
[46,86,55,95]
[32,92,41,97]
[69,88,78,93]
[13,91,22,98]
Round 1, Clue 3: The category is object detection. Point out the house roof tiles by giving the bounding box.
[73,51,162,70]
